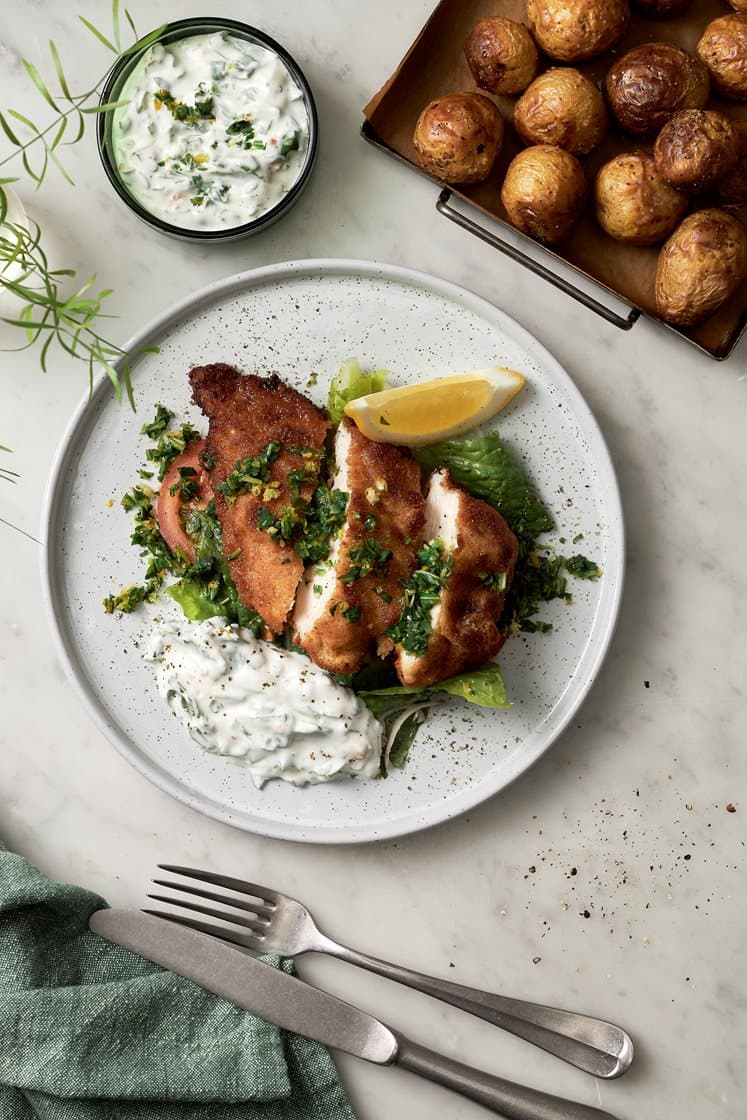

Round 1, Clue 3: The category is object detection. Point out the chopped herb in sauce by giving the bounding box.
[155,87,216,126]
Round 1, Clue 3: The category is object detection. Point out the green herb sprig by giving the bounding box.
[0,3,168,503]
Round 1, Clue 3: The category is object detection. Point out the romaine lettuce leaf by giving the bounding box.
[327,357,388,425]
[166,579,222,621]
[414,434,553,539]
[360,662,510,715]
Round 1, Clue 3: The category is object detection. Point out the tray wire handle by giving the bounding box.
[436,189,640,332]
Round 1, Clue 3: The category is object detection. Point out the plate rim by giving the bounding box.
[40,257,625,844]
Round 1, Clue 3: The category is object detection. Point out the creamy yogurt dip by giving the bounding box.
[146,617,382,787]
[111,31,310,231]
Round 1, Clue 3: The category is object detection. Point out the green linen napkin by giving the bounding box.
[0,844,356,1120]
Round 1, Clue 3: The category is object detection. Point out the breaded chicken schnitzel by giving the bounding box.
[190,364,328,633]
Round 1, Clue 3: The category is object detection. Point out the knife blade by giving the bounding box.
[90,909,620,1120]
[89,908,397,1064]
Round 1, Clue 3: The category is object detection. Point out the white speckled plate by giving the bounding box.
[41,260,623,844]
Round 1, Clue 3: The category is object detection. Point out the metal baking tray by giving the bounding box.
[362,0,747,360]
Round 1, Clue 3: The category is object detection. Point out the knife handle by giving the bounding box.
[394,1035,620,1120]
[324,942,633,1079]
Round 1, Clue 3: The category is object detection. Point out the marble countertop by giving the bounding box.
[1,2,744,1117]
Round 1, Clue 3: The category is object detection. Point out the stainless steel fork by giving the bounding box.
[148,865,634,1080]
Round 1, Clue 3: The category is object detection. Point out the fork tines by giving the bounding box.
[147,864,276,951]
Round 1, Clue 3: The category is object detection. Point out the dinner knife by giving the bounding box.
[89,909,619,1120]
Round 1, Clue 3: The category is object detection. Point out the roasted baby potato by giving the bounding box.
[464,17,540,96]
[632,0,693,15]
[697,14,747,101]
[526,0,629,62]
[501,144,587,243]
[514,68,608,155]
[654,109,737,194]
[605,43,709,135]
[719,121,747,205]
[655,209,747,326]
[594,151,687,245]
[412,92,504,184]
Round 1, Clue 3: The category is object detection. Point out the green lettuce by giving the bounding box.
[327,357,388,425]
[360,662,510,716]
[414,434,553,540]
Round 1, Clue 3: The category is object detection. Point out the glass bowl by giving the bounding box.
[97,17,318,242]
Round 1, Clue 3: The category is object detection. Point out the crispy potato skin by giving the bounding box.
[719,120,747,204]
[464,18,540,95]
[501,144,588,244]
[526,0,629,62]
[514,68,608,154]
[413,92,504,184]
[697,14,747,101]
[655,209,747,326]
[632,0,693,15]
[654,110,737,193]
[594,151,686,245]
[605,43,709,135]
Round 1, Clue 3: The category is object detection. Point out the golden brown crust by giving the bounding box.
[719,120,747,204]
[464,18,540,96]
[394,474,519,689]
[412,92,504,185]
[697,14,747,101]
[655,209,747,326]
[514,68,608,155]
[294,420,425,677]
[526,0,629,62]
[189,364,329,634]
[501,144,588,244]
[654,110,737,194]
[594,151,687,245]
[605,43,710,136]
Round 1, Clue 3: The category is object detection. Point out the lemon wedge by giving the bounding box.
[343,366,525,446]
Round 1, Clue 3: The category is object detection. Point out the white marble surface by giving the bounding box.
[1,2,745,1117]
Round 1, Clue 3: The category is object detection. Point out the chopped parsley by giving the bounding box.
[501,544,601,635]
[217,441,282,505]
[140,403,173,439]
[168,502,264,633]
[330,601,362,622]
[294,486,348,564]
[169,466,198,501]
[104,484,180,613]
[145,422,200,481]
[340,538,392,585]
[386,540,453,657]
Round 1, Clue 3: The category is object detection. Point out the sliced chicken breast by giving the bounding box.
[393,468,519,688]
[293,418,425,676]
[190,363,329,634]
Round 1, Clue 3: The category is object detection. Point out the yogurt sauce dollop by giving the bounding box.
[147,618,382,788]
[111,31,310,230]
